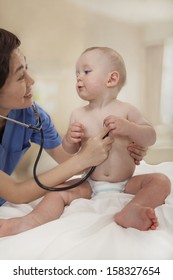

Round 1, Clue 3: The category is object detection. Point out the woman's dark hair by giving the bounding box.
[0,28,21,88]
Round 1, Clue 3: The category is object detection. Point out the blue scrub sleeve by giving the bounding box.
[0,106,62,206]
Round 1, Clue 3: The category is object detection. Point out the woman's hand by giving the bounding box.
[79,127,113,168]
[127,143,147,165]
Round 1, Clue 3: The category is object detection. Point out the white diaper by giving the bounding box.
[87,178,128,196]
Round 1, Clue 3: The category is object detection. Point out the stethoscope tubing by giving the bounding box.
[33,126,96,191]
[0,103,42,131]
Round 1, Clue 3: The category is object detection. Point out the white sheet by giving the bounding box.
[0,161,173,260]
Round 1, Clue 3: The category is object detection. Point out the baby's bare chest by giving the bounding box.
[79,109,127,138]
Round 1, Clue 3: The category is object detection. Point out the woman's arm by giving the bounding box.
[0,127,112,204]
[46,144,73,163]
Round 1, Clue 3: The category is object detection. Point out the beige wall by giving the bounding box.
[0,0,173,176]
[0,0,146,135]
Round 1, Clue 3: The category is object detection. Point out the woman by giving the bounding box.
[0,28,146,205]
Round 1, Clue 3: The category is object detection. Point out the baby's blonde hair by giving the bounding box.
[82,47,127,91]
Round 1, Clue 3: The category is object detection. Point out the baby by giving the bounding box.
[62,47,170,230]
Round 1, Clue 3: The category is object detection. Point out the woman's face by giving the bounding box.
[0,48,35,115]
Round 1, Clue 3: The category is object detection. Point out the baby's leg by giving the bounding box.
[114,173,171,231]
[0,179,92,237]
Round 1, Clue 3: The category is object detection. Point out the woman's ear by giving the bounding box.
[106,71,119,87]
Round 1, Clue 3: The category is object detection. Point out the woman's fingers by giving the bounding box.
[94,127,110,140]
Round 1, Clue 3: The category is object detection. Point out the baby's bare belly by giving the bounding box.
[90,140,136,182]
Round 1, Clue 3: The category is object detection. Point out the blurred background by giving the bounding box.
[0,0,173,178]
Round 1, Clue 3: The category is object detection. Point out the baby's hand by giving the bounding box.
[104,115,130,137]
[65,122,85,144]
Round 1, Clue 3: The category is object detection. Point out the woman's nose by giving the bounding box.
[26,72,35,86]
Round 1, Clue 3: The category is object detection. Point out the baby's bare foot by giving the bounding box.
[0,215,40,237]
[114,204,158,231]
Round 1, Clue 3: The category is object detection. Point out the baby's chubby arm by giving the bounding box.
[62,122,85,154]
[104,104,156,147]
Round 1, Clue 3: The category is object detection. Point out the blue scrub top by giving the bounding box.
[0,104,62,205]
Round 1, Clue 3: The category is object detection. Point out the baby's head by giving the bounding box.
[82,47,127,92]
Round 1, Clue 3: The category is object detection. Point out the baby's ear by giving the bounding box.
[106,71,119,87]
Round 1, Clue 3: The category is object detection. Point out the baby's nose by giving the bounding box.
[77,75,82,81]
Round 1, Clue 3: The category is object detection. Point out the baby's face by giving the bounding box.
[75,50,111,101]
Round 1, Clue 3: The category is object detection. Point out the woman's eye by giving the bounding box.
[18,75,25,81]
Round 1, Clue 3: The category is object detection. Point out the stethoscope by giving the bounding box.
[0,103,98,191]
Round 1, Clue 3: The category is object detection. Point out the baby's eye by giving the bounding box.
[84,70,91,74]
